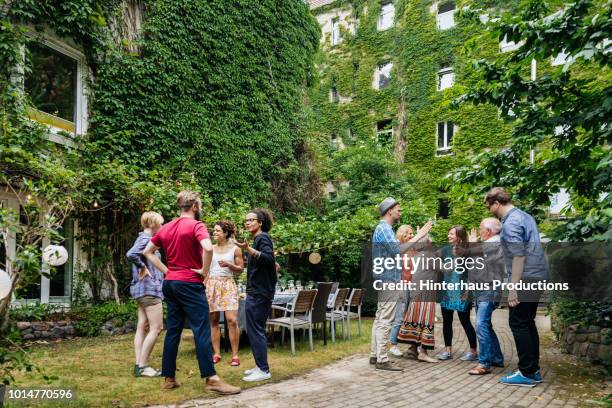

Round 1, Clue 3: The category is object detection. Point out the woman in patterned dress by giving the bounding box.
[206,220,244,366]
[397,232,439,363]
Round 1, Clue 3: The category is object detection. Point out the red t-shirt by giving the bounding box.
[151,217,210,283]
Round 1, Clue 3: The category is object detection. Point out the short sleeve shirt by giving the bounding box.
[151,217,210,283]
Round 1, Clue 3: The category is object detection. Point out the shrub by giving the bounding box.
[73,301,139,337]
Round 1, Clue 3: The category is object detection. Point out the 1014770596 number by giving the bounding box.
[3,388,75,401]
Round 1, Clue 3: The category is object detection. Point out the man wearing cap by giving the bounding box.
[369,197,414,370]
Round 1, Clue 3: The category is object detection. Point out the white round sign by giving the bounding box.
[0,269,11,300]
[42,245,69,266]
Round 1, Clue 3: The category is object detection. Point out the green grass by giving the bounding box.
[7,319,373,407]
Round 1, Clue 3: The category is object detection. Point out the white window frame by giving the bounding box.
[374,62,393,89]
[331,17,341,45]
[1,191,75,305]
[377,2,395,31]
[500,35,524,53]
[437,66,455,90]
[437,2,456,30]
[551,50,573,66]
[436,121,455,155]
[376,120,394,146]
[24,30,89,145]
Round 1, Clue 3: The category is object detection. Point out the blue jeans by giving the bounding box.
[475,300,503,369]
[246,294,272,372]
[390,289,409,345]
[161,280,216,378]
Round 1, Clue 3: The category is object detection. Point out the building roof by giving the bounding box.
[309,0,337,10]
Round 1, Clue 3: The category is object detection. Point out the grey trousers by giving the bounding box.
[370,289,402,363]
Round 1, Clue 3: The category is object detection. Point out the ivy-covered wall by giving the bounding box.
[308,0,517,235]
[0,0,324,302]
[4,0,320,211]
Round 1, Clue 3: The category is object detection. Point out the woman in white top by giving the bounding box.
[206,220,244,366]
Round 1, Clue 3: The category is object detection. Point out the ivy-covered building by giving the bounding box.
[307,0,570,223]
[1,0,319,306]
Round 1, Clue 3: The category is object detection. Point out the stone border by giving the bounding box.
[557,323,611,366]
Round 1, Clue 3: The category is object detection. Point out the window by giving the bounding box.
[437,1,455,30]
[551,50,573,66]
[500,35,523,53]
[330,85,339,103]
[376,119,393,146]
[375,62,393,89]
[437,65,454,90]
[436,121,454,154]
[378,2,395,31]
[331,17,341,45]
[549,188,570,216]
[24,36,88,139]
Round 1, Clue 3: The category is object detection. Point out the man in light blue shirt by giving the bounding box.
[369,197,433,371]
[485,187,547,388]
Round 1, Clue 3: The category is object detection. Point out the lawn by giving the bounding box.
[7,319,373,407]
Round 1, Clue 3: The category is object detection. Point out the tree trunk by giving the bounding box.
[110,0,145,54]
[106,265,121,305]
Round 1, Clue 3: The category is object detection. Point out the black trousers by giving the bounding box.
[441,305,477,349]
[509,291,542,377]
[246,293,272,372]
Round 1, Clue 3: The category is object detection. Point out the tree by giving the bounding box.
[450,0,611,241]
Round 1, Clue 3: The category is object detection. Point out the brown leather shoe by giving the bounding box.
[161,377,180,390]
[205,377,241,395]
[369,357,377,365]
[375,361,404,371]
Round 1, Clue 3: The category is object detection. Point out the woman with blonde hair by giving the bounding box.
[126,211,165,377]
[388,225,414,357]
[206,220,244,367]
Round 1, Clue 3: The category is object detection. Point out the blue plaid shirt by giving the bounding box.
[372,220,401,283]
[126,232,164,299]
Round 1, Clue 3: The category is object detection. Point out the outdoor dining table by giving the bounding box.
[219,291,336,351]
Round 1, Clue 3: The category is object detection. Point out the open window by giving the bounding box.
[437,64,454,90]
[24,34,88,140]
[437,1,456,30]
[374,62,393,89]
[378,2,395,31]
[376,119,393,146]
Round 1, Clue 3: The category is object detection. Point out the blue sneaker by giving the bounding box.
[437,351,452,361]
[499,370,537,387]
[460,352,479,362]
[532,370,543,383]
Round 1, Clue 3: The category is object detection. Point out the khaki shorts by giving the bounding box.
[137,295,162,308]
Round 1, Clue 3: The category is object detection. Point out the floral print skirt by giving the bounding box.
[205,276,239,312]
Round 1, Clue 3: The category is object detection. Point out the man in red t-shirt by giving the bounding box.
[144,191,240,395]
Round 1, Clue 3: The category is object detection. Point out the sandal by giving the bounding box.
[230,357,240,366]
[213,355,222,364]
[468,365,491,375]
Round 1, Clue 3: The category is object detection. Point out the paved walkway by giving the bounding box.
[152,308,582,408]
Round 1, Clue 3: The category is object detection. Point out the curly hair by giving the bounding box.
[214,220,236,240]
[249,208,274,232]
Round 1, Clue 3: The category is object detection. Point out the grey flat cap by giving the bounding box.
[378,197,398,216]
